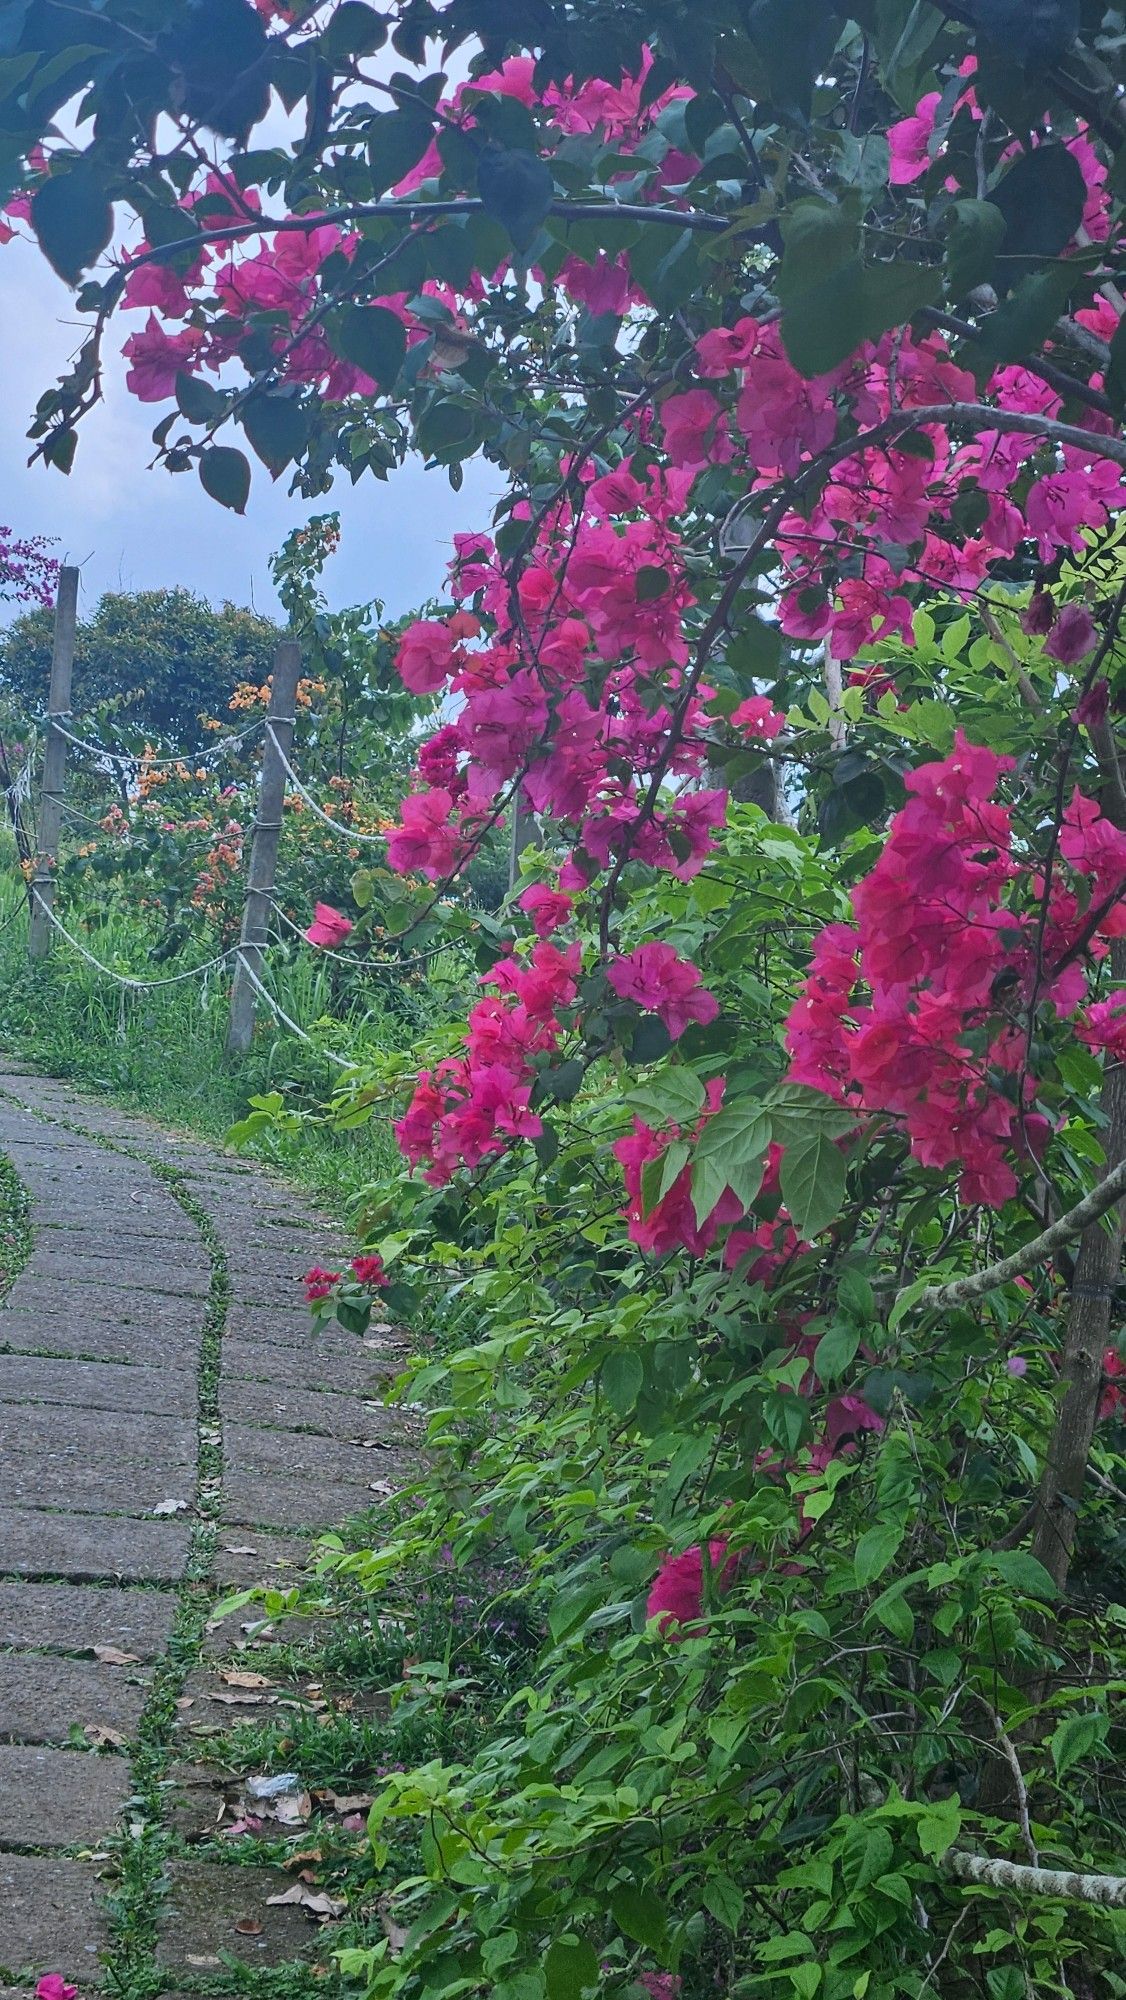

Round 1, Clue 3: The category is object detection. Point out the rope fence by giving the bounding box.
[14,568,451,1058]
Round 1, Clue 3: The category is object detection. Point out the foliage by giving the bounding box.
[0,588,282,750]
[6,3,1126,1997]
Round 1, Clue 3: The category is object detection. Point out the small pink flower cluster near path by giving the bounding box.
[304,902,353,948]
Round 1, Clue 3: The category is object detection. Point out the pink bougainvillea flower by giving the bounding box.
[1045,604,1098,664]
[304,903,353,948]
[303,1266,340,1302]
[351,1253,389,1288]
[607,943,719,1041]
[730,695,786,741]
[638,1977,683,2000]
[519,884,573,936]
[646,1540,734,1638]
[887,91,942,184]
[1100,1347,1124,1421]
[37,1981,78,2000]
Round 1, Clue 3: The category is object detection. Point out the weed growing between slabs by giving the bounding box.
[0,1149,32,1299]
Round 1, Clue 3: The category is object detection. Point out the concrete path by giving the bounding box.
[0,1063,410,1986]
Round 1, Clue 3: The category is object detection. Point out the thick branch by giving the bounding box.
[910,1151,1126,1312]
[945,1850,1126,1907]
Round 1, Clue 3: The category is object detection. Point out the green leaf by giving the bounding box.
[548,1586,605,1646]
[814,1318,862,1386]
[1106,311,1126,413]
[365,103,436,193]
[175,371,226,425]
[1050,1711,1106,1780]
[870,1580,915,1643]
[876,0,945,111]
[610,1885,666,1951]
[854,1521,904,1589]
[944,199,1006,299]
[31,163,113,283]
[319,0,387,58]
[693,1099,770,1215]
[990,142,1086,286]
[241,393,308,475]
[198,445,251,513]
[838,1269,876,1321]
[777,199,858,310]
[917,1795,961,1861]
[636,564,670,601]
[779,1129,846,1238]
[989,1549,1057,1601]
[701,1873,745,1932]
[627,1068,706,1129]
[747,0,840,127]
[477,144,554,252]
[972,262,1076,367]
[603,1348,644,1419]
[782,257,942,378]
[544,1937,599,2000]
[330,305,407,389]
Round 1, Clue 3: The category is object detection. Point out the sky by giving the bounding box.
[0,233,499,626]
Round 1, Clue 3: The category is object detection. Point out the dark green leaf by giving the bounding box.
[975,0,1078,67]
[241,393,308,474]
[782,258,941,377]
[603,1349,644,1418]
[477,144,554,251]
[31,163,112,283]
[628,1068,706,1129]
[320,1,387,59]
[778,1128,847,1237]
[329,305,407,389]
[365,104,437,195]
[1049,1711,1106,1780]
[544,1938,599,2000]
[943,199,1005,299]
[971,263,1076,367]
[610,1886,666,1952]
[990,144,1086,286]
[636,564,670,602]
[198,445,251,513]
[159,0,270,142]
[855,1521,904,1588]
[175,371,227,425]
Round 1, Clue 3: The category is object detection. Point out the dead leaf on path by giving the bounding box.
[220,1669,274,1689]
[186,1954,221,1968]
[84,1723,127,1748]
[380,1903,409,1954]
[234,1917,264,1937]
[322,1788,374,1813]
[368,1479,395,1497]
[152,1497,188,1515]
[175,1696,194,1710]
[285,1846,324,1868]
[267,1882,347,1919]
[209,1690,277,1707]
[222,1542,258,1554]
[92,1645,140,1665]
[268,1790,312,1825]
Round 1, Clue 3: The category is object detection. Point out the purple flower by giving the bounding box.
[1021,588,1056,636]
[1075,679,1111,730]
[1006,1355,1028,1378]
[1045,604,1098,665]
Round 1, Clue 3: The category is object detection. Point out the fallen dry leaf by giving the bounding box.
[322,1788,375,1813]
[152,1497,188,1515]
[186,1954,221,1968]
[285,1846,325,1868]
[175,1696,194,1710]
[220,1669,274,1689]
[268,1790,313,1825]
[209,1690,277,1707]
[234,1917,264,1937]
[380,1902,409,1954]
[267,1882,347,1919]
[222,1542,258,1555]
[91,1645,140,1666]
[368,1479,395,1497]
[83,1723,127,1749]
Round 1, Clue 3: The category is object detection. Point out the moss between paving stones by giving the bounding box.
[0,1152,32,1304]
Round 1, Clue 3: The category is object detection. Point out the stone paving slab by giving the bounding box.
[226,1301,352,1346]
[0,1654,149,1744]
[156,1860,315,1969]
[4,1280,201,1334]
[0,1314,203,1370]
[0,1582,174,1657]
[25,1249,209,1296]
[211,1534,317,1589]
[0,1855,108,1978]
[222,1469,390,1532]
[224,1420,399,1484]
[3,1452,195,1520]
[0,1509,191,1584]
[223,1335,391,1398]
[0,1356,198,1417]
[0,1743,129,1843]
[220,1377,385,1441]
[0,1407,197,1468]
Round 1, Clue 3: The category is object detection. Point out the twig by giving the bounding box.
[985,1705,1038,1865]
[944,1850,1126,1907]
[908,1152,1126,1314]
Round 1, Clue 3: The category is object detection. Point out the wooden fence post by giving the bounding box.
[226,639,302,1054]
[28,564,79,961]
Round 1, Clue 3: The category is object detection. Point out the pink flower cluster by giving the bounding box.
[305,902,353,948]
[385,465,728,890]
[395,935,583,1184]
[678,299,1125,661]
[786,742,1126,1205]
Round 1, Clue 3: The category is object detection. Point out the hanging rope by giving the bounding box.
[233,950,355,1067]
[28,889,236,989]
[48,716,265,769]
[263,720,389,846]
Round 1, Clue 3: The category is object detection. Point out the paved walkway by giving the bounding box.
[0,1063,411,1985]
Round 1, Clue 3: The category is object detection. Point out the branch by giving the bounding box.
[944,1849,1126,1907]
[909,1152,1126,1312]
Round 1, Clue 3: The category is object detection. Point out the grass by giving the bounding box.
[0,870,456,1215]
[0,1149,32,1300]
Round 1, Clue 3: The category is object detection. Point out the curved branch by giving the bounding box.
[910,1152,1126,1313]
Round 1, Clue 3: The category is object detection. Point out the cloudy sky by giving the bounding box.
[0,233,499,626]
